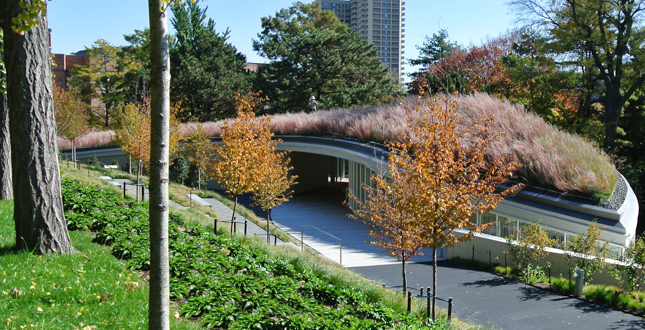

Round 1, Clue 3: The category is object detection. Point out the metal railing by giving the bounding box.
[301,226,342,265]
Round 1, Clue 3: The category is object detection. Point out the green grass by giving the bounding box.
[0,200,200,330]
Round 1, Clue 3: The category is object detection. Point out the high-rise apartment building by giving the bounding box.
[315,0,405,80]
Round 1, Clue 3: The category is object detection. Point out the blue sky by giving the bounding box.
[48,0,517,80]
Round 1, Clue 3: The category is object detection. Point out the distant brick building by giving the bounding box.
[52,51,89,90]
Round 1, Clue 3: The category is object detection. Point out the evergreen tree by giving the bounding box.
[409,29,457,80]
[253,2,395,113]
[170,0,251,121]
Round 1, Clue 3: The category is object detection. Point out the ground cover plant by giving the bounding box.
[0,200,200,330]
[56,178,456,329]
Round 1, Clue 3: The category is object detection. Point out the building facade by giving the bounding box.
[315,0,405,80]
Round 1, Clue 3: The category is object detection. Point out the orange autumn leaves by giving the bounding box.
[207,91,297,223]
[349,95,521,290]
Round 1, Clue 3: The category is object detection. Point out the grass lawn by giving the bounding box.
[0,200,200,330]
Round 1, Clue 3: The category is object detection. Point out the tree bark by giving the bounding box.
[3,0,73,253]
[0,22,12,200]
[0,69,12,200]
[148,1,171,329]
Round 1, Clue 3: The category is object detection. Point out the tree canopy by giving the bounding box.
[170,0,251,121]
[253,2,395,113]
[510,0,645,154]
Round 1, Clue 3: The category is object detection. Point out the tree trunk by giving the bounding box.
[0,20,12,200]
[3,0,73,254]
[0,67,12,200]
[231,195,238,234]
[402,256,407,293]
[148,1,171,329]
[432,247,437,320]
[603,98,622,155]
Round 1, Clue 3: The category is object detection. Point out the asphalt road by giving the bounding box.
[350,261,645,330]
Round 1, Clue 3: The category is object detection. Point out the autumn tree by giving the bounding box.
[54,84,90,166]
[410,35,515,96]
[248,110,297,242]
[183,124,212,191]
[348,168,427,292]
[114,101,182,182]
[208,92,268,230]
[394,95,520,318]
[3,0,74,253]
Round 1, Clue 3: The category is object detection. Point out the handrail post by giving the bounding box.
[301,227,304,251]
[339,240,342,265]
[407,291,411,313]
[244,219,248,236]
[123,182,126,199]
[214,218,218,234]
[426,287,431,321]
[448,298,453,321]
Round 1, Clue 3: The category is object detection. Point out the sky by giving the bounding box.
[48,0,518,81]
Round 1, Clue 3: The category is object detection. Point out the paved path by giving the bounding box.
[101,177,644,329]
[270,185,437,267]
[268,185,645,330]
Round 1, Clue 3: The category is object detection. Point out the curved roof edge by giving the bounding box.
[67,136,639,243]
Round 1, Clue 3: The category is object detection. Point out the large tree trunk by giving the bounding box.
[3,0,73,253]
[0,23,12,200]
[148,1,171,329]
[603,97,622,155]
[0,68,12,200]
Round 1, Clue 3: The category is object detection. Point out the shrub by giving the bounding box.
[507,222,555,282]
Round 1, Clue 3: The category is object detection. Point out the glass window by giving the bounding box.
[383,58,390,62]
[499,216,517,240]
[481,213,497,236]
[373,8,381,12]
[382,36,390,40]
[383,41,390,46]
[383,14,390,18]
[322,2,330,7]
[383,3,391,6]
[383,25,389,29]
[383,8,390,12]
[383,19,390,24]
[382,47,389,51]
[331,3,336,7]
[383,30,390,35]
[547,229,565,248]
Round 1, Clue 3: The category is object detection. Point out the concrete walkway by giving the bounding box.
[270,185,436,267]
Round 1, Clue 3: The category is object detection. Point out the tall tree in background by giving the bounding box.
[0,24,12,200]
[119,28,152,106]
[409,35,515,95]
[510,0,645,154]
[3,0,73,253]
[396,96,520,318]
[409,29,458,80]
[71,39,124,128]
[254,2,395,113]
[148,0,172,328]
[170,0,250,121]
[54,84,90,165]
